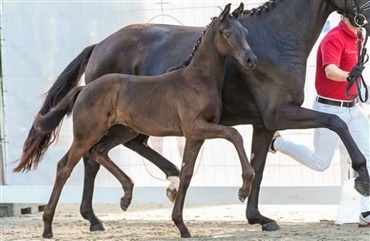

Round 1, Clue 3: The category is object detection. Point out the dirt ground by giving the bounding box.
[0,203,369,241]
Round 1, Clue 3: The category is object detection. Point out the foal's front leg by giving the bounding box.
[172,139,204,238]
[187,122,255,201]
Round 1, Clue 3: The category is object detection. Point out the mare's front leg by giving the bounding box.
[270,104,370,196]
[172,140,204,238]
[246,126,280,231]
[124,134,181,202]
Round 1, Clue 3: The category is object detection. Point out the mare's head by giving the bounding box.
[212,3,257,70]
[331,0,370,31]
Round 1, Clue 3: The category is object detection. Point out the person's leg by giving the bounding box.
[348,105,370,223]
[273,126,338,171]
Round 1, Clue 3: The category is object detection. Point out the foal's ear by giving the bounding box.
[220,3,231,20]
[232,3,244,19]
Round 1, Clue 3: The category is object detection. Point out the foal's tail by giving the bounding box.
[14,86,84,172]
[14,45,95,172]
[34,86,84,134]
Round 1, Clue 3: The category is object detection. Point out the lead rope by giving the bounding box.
[345,24,369,102]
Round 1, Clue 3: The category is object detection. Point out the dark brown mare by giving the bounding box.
[26,4,257,238]
[15,0,370,234]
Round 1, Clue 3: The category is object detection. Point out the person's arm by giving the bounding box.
[324,64,349,82]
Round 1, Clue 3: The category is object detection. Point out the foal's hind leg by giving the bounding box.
[42,142,95,238]
[88,125,139,211]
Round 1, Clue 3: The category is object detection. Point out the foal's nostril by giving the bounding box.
[246,56,257,69]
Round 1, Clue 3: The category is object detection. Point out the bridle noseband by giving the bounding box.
[341,0,370,26]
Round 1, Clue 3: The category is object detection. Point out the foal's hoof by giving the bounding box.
[120,198,131,211]
[262,221,280,231]
[181,232,192,238]
[90,223,105,232]
[166,188,177,203]
[238,188,248,203]
[42,232,53,239]
[354,177,370,197]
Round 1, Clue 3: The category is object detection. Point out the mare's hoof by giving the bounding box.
[354,177,370,197]
[90,223,105,231]
[42,233,53,239]
[181,233,191,238]
[262,221,280,231]
[238,189,248,203]
[120,198,131,211]
[166,188,177,203]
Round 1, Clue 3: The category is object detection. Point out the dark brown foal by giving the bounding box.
[33,3,256,238]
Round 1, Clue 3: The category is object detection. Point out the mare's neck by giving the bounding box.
[183,29,226,92]
[245,0,333,60]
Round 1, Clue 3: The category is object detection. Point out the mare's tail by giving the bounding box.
[14,45,95,172]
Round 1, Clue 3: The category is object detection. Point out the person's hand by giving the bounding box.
[347,65,365,82]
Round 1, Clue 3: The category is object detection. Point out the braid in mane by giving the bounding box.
[167,17,217,72]
[244,0,277,15]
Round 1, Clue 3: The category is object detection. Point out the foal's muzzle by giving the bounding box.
[245,53,257,70]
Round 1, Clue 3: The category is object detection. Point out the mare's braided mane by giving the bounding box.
[244,0,277,15]
[168,0,278,72]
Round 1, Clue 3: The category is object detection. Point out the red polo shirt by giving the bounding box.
[315,21,358,100]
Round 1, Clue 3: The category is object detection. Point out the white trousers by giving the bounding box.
[274,99,370,213]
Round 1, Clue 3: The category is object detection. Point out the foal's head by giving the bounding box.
[213,3,257,70]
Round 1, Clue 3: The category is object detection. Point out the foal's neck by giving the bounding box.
[183,28,226,92]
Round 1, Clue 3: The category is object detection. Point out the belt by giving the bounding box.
[316,97,358,108]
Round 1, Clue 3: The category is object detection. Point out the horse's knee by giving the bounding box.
[328,115,348,131]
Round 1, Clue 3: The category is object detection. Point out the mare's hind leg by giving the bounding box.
[80,132,181,232]
[43,141,96,238]
[246,127,280,231]
[172,140,204,238]
[88,125,139,211]
[124,134,181,203]
[80,157,104,231]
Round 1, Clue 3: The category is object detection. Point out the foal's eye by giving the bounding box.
[224,32,231,38]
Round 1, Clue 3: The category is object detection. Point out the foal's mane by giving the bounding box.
[167,17,217,72]
[167,0,278,72]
